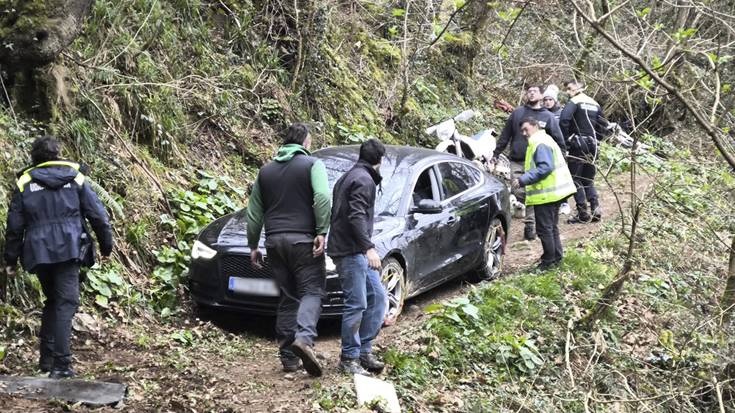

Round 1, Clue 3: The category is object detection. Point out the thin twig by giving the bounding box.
[0,64,18,128]
[498,1,530,52]
[565,318,576,388]
[80,91,174,217]
[571,0,735,169]
[102,0,159,67]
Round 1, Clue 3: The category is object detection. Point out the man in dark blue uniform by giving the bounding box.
[560,80,607,223]
[3,136,113,379]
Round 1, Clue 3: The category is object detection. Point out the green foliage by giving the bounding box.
[636,7,651,18]
[313,382,357,410]
[0,0,48,38]
[598,140,664,174]
[83,262,139,310]
[497,7,521,22]
[672,28,698,43]
[150,170,244,316]
[170,329,195,346]
[336,123,376,144]
[382,248,617,402]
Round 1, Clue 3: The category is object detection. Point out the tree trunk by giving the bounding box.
[721,235,735,321]
[0,0,94,69]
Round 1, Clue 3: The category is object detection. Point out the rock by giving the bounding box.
[0,0,95,69]
[73,313,101,335]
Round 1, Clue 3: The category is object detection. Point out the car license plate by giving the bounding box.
[228,277,280,297]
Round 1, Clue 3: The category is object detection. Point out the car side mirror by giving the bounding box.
[411,199,442,214]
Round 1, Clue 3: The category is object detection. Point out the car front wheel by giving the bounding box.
[381,257,406,326]
[468,217,505,282]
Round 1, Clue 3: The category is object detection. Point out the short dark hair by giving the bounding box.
[359,138,385,165]
[31,136,61,165]
[526,84,542,93]
[282,122,310,145]
[519,116,539,128]
[564,79,584,88]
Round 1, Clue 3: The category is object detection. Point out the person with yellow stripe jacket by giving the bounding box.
[512,117,576,270]
[3,136,113,379]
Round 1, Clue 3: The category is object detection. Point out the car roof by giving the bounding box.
[313,144,471,171]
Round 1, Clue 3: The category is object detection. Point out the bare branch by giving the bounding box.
[571,0,735,170]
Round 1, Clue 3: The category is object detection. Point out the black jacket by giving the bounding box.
[3,161,113,273]
[493,105,566,161]
[327,160,382,258]
[559,93,605,140]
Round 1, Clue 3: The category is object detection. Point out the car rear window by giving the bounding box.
[320,152,404,216]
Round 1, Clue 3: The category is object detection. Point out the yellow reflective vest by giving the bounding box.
[523,132,576,206]
[16,161,85,192]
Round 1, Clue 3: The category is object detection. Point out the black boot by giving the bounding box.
[38,341,53,373]
[359,353,385,373]
[290,339,322,377]
[567,207,591,224]
[339,357,370,375]
[281,356,302,373]
[590,200,602,222]
[523,225,536,241]
[49,356,75,379]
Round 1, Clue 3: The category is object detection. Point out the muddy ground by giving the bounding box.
[0,185,621,412]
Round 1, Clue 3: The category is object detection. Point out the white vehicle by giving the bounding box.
[426,110,525,217]
[425,110,497,164]
[605,122,653,154]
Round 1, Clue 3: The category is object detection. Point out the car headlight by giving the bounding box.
[191,240,217,260]
[325,255,336,272]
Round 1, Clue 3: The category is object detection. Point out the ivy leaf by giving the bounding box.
[424,303,444,313]
[95,295,109,308]
[636,7,651,18]
[445,312,463,323]
[462,303,480,319]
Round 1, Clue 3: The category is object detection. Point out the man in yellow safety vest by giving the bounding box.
[511,117,577,270]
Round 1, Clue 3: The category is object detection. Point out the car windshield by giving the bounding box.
[319,152,407,217]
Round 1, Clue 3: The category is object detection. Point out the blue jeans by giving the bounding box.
[335,254,387,359]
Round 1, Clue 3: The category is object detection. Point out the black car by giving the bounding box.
[188,145,510,322]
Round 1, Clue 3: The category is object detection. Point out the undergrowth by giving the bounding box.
[314,149,734,412]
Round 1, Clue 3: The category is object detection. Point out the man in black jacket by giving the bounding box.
[246,122,331,377]
[3,136,113,379]
[327,139,387,375]
[493,84,566,241]
[560,79,606,223]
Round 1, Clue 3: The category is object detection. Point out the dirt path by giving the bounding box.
[204,186,619,412]
[0,186,621,412]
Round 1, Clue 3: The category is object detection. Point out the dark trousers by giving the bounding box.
[36,260,81,369]
[511,160,535,228]
[534,201,563,265]
[568,156,599,213]
[265,233,326,361]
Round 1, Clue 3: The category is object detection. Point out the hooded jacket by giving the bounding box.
[327,160,382,258]
[3,161,113,273]
[559,92,605,140]
[493,104,566,162]
[246,144,331,248]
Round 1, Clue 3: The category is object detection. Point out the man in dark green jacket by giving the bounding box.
[246,123,331,377]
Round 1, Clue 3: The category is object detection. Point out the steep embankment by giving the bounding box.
[1,0,504,317]
[2,1,734,412]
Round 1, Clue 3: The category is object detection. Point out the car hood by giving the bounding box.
[200,209,402,250]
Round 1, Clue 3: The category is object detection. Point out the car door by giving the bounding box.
[401,164,449,291]
[431,161,489,283]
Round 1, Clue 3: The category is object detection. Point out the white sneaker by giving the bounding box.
[559,202,571,215]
